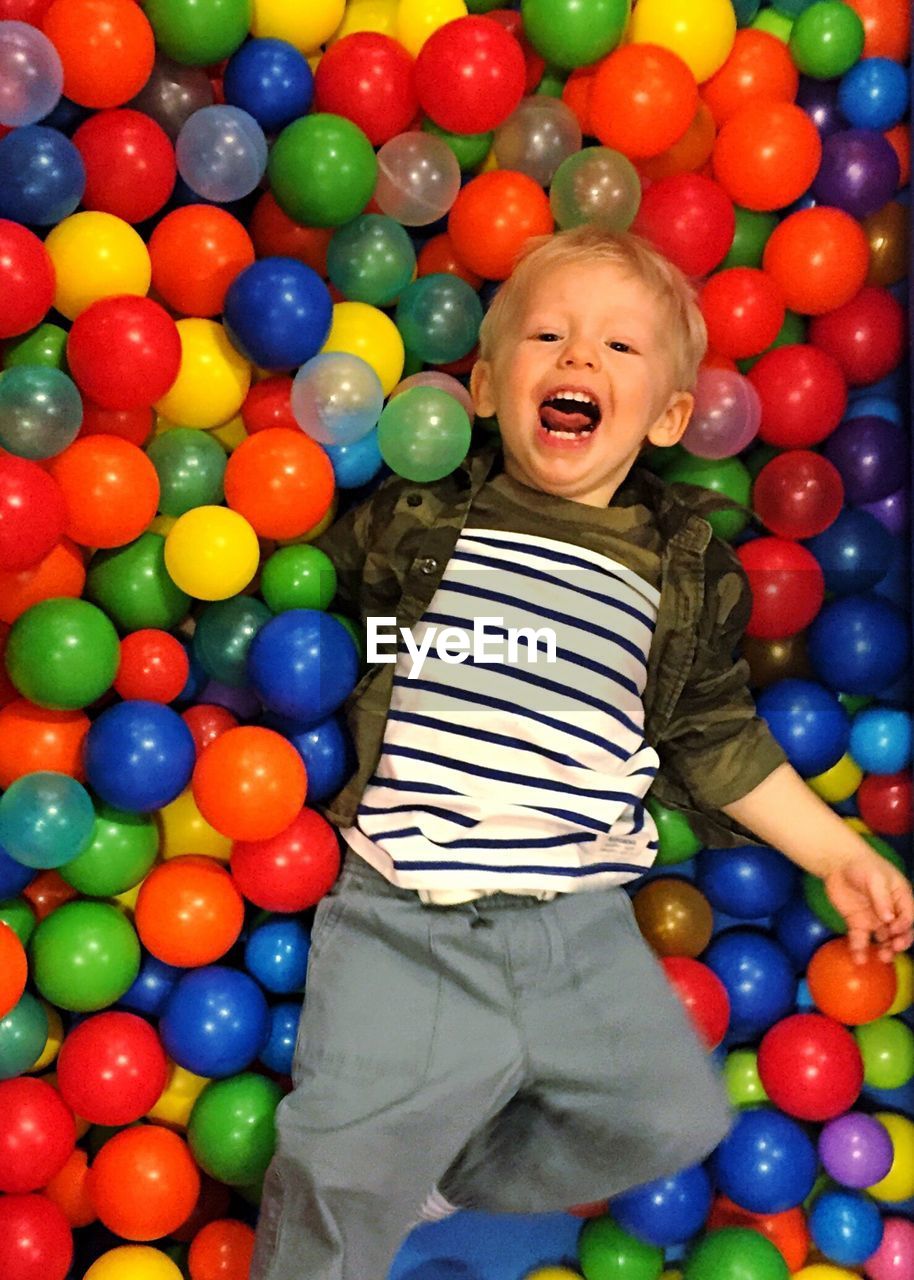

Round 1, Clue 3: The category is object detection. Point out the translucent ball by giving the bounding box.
[376,386,472,483]
[128,51,215,141]
[680,369,762,460]
[390,371,474,422]
[550,146,642,231]
[0,21,64,128]
[395,273,483,365]
[494,96,582,188]
[0,365,83,460]
[374,131,461,227]
[327,214,417,306]
[176,105,268,203]
[291,351,385,447]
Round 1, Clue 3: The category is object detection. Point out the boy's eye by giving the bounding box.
[608,341,633,353]
[534,332,561,342]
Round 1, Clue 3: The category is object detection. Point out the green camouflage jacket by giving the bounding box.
[312,434,788,851]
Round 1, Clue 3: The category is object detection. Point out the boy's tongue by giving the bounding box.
[540,404,592,433]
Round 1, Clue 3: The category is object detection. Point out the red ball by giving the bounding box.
[809,286,906,388]
[699,268,786,360]
[758,1012,864,1121]
[78,401,154,447]
[0,454,66,572]
[660,955,730,1050]
[240,375,296,435]
[231,807,341,913]
[56,1012,168,1126]
[738,537,825,641]
[749,344,848,448]
[182,703,239,757]
[0,1079,76,1194]
[72,108,176,224]
[0,1194,73,1280]
[114,629,190,703]
[66,295,182,411]
[857,771,912,837]
[484,8,546,95]
[753,450,845,540]
[713,100,821,212]
[633,174,735,278]
[313,33,419,147]
[415,16,526,135]
[0,220,55,339]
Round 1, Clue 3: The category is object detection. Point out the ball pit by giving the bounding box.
[0,2,910,1277]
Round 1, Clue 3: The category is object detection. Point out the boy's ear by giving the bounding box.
[470,358,496,419]
[646,390,694,449]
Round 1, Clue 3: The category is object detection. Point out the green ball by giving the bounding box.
[722,208,778,270]
[789,1,865,78]
[723,1049,770,1108]
[376,386,472,483]
[521,0,630,70]
[737,311,807,374]
[663,455,752,542]
[188,1072,283,1186]
[87,532,191,632]
[261,545,336,614]
[742,441,781,481]
[0,898,37,946]
[146,428,227,517]
[683,1227,788,1279]
[421,119,493,171]
[647,797,701,866]
[466,0,504,10]
[394,274,483,365]
[144,0,251,66]
[192,596,272,687]
[3,323,68,371]
[331,612,365,662]
[839,692,872,715]
[31,900,140,1012]
[269,114,378,228]
[751,9,794,40]
[59,803,159,898]
[536,66,569,98]
[326,215,416,307]
[0,992,48,1081]
[578,1215,664,1280]
[803,836,907,935]
[6,598,119,710]
[854,1017,914,1091]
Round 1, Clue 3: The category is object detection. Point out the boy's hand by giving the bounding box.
[824,850,914,966]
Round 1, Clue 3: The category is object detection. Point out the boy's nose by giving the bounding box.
[560,341,600,369]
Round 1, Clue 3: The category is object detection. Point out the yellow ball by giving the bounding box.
[29,1003,64,1073]
[322,301,405,396]
[111,880,143,916]
[44,211,151,320]
[154,319,251,431]
[628,0,737,83]
[331,0,398,42]
[887,952,913,1015]
[157,789,232,864]
[807,753,864,804]
[208,414,247,452]
[164,506,260,601]
[147,1061,209,1130]
[84,1247,184,1280]
[868,1112,914,1202]
[396,0,467,58]
[251,0,345,50]
[524,1271,583,1279]
[792,1268,859,1280]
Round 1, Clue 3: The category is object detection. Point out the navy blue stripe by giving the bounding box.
[363,827,600,850]
[356,803,479,826]
[386,708,605,771]
[365,775,460,796]
[458,530,654,595]
[387,857,657,878]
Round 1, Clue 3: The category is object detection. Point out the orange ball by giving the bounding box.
[192,726,307,842]
[90,1125,200,1241]
[448,170,553,281]
[0,698,89,788]
[45,1148,97,1229]
[22,870,79,920]
[701,30,799,127]
[223,428,335,541]
[417,233,482,289]
[42,0,155,109]
[46,435,160,549]
[149,207,255,318]
[846,0,910,61]
[713,100,821,212]
[638,100,717,181]
[762,207,870,315]
[807,937,898,1026]
[249,193,333,276]
[884,124,910,188]
[189,1219,256,1280]
[707,1195,810,1273]
[0,538,85,626]
[590,43,698,160]
[0,920,27,1018]
[135,856,246,968]
[561,63,598,136]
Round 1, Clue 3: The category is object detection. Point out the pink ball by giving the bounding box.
[865,1216,914,1280]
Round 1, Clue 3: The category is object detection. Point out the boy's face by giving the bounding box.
[471,260,695,507]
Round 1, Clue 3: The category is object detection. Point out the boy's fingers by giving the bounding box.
[847,926,869,964]
[869,875,896,924]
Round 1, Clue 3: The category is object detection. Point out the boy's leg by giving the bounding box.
[433,887,734,1215]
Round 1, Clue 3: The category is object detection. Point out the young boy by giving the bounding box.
[250,227,913,1280]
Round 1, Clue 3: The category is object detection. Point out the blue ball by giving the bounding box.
[838,58,909,132]
[160,965,270,1078]
[849,705,912,773]
[85,701,196,813]
[846,394,902,424]
[259,1000,302,1076]
[223,37,314,133]
[804,509,894,596]
[807,594,910,697]
[873,539,911,611]
[0,846,35,898]
[324,431,384,489]
[774,898,834,970]
[756,679,849,777]
[710,1107,817,1214]
[223,256,333,371]
[704,928,795,1040]
[248,609,360,725]
[245,918,310,994]
[809,1190,885,1266]
[611,1164,712,1247]
[268,712,353,803]
[0,125,85,224]
[119,953,181,1017]
[695,846,798,920]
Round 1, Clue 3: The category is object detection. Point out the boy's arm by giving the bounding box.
[721,763,914,965]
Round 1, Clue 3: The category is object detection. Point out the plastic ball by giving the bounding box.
[230,807,341,913]
[85,699,196,814]
[56,1012,167,1126]
[713,101,821,211]
[683,1227,790,1280]
[192,726,307,843]
[58,801,157,898]
[493,96,582,188]
[71,107,175,225]
[247,609,359,725]
[711,1108,818,1213]
[155,318,251,429]
[44,210,151,321]
[630,878,714,958]
[0,125,85,226]
[700,268,785,361]
[660,955,730,1049]
[187,1071,281,1186]
[854,1016,914,1090]
[0,771,94,870]
[291,351,384,448]
[789,1,865,79]
[763,207,870,315]
[824,414,908,507]
[0,454,66,572]
[376,384,472,482]
[268,113,378,228]
[223,257,332,371]
[187,1218,255,1280]
[702,29,799,125]
[0,990,47,1080]
[629,3,736,82]
[850,707,911,774]
[192,598,271,690]
[753,450,844,540]
[175,104,266,203]
[737,538,824,640]
[326,214,416,307]
[160,966,270,1078]
[808,937,897,1024]
[48,435,160,549]
[758,1013,863,1121]
[30,899,140,1011]
[807,594,909,697]
[749,344,847,448]
[814,127,900,219]
[612,1164,713,1248]
[0,20,63,126]
[258,1000,301,1076]
[633,173,734,276]
[394,272,482,365]
[83,1247,183,1280]
[696,845,798,919]
[0,366,81,463]
[590,42,698,160]
[448,169,554,280]
[577,1216,664,1280]
[90,1125,200,1242]
[0,220,56,340]
[223,427,334,541]
[67,295,180,412]
[244,917,310,994]
[223,36,312,134]
[415,15,525,135]
[864,1216,914,1280]
[805,509,894,597]
[374,131,462,228]
[819,1111,894,1189]
[136,855,245,968]
[756,679,850,777]
[0,1191,73,1280]
[149,205,254,318]
[839,57,908,131]
[704,928,796,1040]
[549,145,641,232]
[0,920,27,1019]
[809,1190,884,1268]
[164,505,259,601]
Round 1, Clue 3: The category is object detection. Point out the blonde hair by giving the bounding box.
[477,225,708,393]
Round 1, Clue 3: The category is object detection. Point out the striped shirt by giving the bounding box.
[339,468,665,899]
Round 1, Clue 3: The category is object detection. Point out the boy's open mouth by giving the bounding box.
[538,390,601,439]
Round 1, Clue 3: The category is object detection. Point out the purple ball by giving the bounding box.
[858,486,910,537]
[818,1112,894,1189]
[823,416,909,504]
[797,75,846,137]
[812,128,900,219]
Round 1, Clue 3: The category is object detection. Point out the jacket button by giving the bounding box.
[406,493,422,507]
[418,557,438,575]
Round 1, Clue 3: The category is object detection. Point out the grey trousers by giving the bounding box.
[250,852,733,1280]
